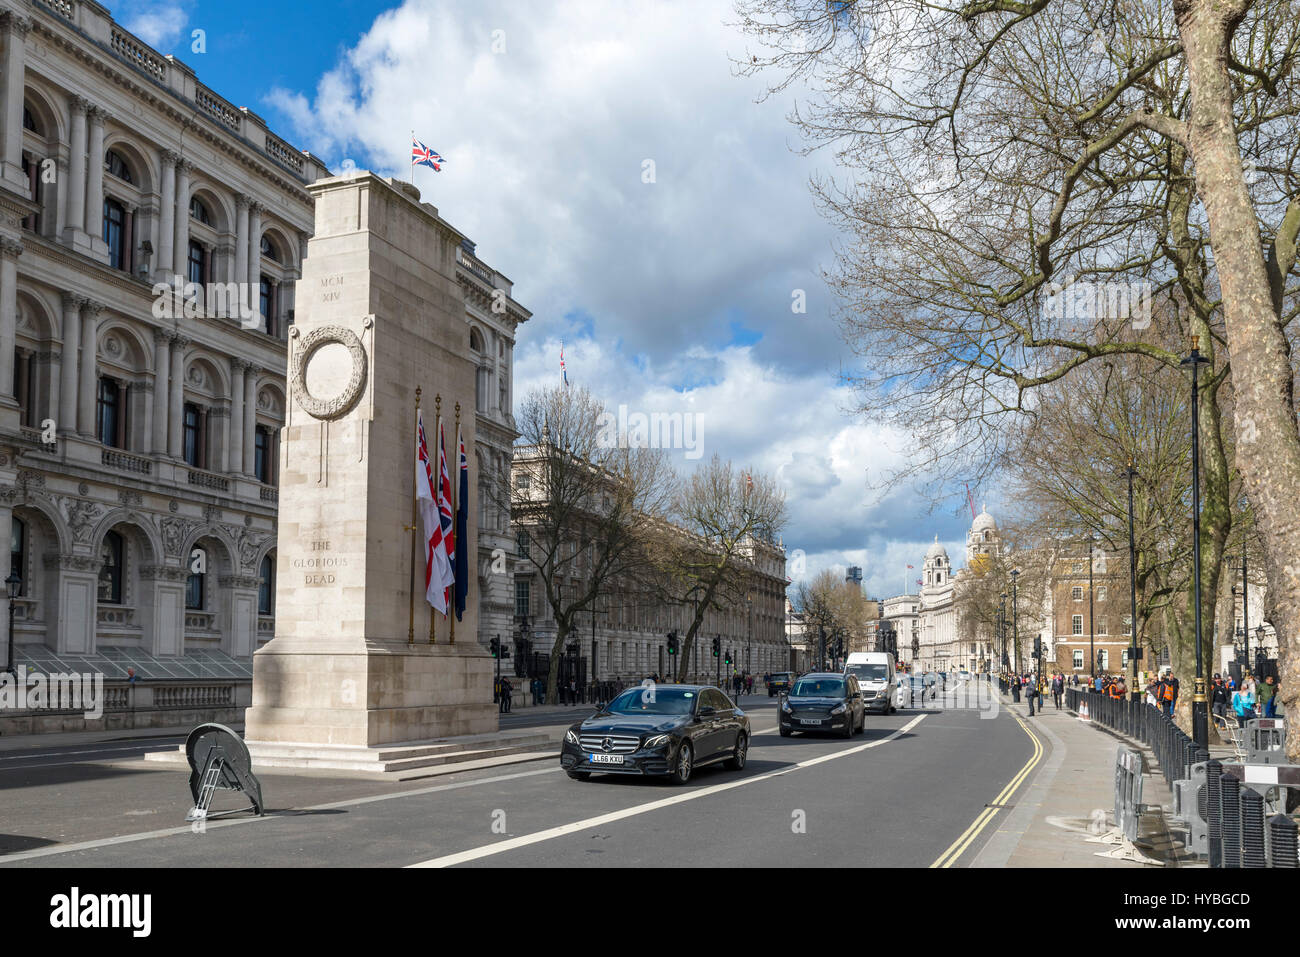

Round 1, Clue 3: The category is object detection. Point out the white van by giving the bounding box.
[844,652,899,714]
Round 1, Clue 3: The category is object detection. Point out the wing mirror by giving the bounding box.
[697,706,716,718]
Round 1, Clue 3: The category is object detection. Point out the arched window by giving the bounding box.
[186,547,206,610]
[99,531,123,604]
[470,328,484,353]
[258,554,275,615]
[187,239,206,285]
[105,149,133,183]
[182,402,205,468]
[254,425,275,484]
[96,376,124,448]
[10,517,25,598]
[189,196,211,225]
[22,105,38,133]
[102,198,126,270]
[259,276,276,336]
[259,234,280,263]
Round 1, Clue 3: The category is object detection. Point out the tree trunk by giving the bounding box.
[545,618,569,706]
[1176,0,1300,760]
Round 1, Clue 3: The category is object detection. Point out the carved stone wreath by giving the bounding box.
[290,324,368,421]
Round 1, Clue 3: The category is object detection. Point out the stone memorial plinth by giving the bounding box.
[244,171,498,751]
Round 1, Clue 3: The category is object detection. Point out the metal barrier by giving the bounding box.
[1269,815,1299,867]
[1087,744,1161,865]
[1247,717,1287,764]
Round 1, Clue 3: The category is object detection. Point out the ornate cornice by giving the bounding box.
[0,12,32,38]
[0,237,24,260]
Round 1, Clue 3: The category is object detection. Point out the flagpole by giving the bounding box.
[450,401,460,645]
[409,130,415,185]
[407,387,421,646]
[431,394,441,645]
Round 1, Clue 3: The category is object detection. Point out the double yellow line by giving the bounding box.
[930,710,1044,868]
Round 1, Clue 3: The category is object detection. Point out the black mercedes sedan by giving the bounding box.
[778,672,865,737]
[561,684,750,785]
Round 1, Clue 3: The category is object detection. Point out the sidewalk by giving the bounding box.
[972,693,1195,867]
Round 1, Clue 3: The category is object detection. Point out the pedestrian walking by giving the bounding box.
[1026,677,1039,716]
[1257,674,1276,719]
[1051,672,1064,710]
[499,676,513,713]
[1011,676,1021,703]
[1211,675,1230,723]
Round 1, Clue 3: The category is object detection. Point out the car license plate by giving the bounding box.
[589,753,624,764]
[799,718,822,725]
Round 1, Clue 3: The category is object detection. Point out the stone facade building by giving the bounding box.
[0,1,526,730]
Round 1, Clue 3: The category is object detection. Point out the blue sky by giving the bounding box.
[111,0,983,597]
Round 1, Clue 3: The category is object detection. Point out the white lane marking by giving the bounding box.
[0,765,562,864]
[409,714,928,868]
[0,743,182,765]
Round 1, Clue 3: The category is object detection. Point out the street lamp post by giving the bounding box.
[1240,550,1249,672]
[998,592,1007,669]
[1010,570,1019,674]
[1181,336,1211,749]
[5,571,20,678]
[1125,461,1141,700]
[746,593,753,675]
[1088,532,1096,681]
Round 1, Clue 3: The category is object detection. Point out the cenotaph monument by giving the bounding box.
[242,171,500,761]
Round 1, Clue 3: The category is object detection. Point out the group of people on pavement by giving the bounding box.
[1210,671,1280,727]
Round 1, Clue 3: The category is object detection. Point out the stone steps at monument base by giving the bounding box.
[143,729,556,776]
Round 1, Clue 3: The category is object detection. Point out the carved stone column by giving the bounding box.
[156,149,177,281]
[171,159,192,277]
[84,106,108,242]
[168,334,188,457]
[151,328,170,454]
[0,236,22,401]
[247,201,263,331]
[62,96,88,246]
[76,300,102,435]
[58,293,80,434]
[234,193,250,311]
[229,358,245,474]
[242,364,258,475]
[0,12,31,191]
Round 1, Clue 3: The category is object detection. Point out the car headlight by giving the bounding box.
[642,734,671,750]
[564,729,579,744]
[875,690,887,698]
[830,703,847,715]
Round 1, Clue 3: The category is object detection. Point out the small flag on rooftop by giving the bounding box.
[411,137,444,172]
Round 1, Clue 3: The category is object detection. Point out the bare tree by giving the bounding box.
[794,569,876,664]
[647,455,788,682]
[734,0,1300,750]
[511,386,675,704]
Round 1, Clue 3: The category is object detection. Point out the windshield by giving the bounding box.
[846,663,889,682]
[605,687,697,715]
[791,677,846,697]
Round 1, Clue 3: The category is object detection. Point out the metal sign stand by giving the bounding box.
[184,723,265,822]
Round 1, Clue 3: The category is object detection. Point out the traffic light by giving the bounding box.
[666,632,678,656]
[724,650,732,666]
[489,636,500,659]
[1033,637,1043,659]
[712,636,720,658]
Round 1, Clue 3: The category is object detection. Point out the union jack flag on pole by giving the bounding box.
[415,411,452,613]
[437,422,456,610]
[411,136,444,172]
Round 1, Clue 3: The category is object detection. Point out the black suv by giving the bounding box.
[778,672,865,737]
[768,671,795,697]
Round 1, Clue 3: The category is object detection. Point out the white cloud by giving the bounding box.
[269,0,966,597]
[120,1,189,49]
